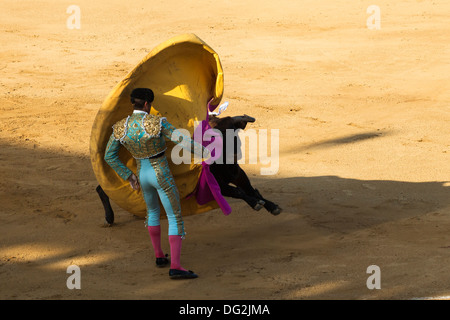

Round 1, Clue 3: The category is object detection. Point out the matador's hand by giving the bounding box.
[128,173,140,191]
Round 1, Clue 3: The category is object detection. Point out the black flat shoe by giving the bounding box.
[156,254,169,268]
[169,269,198,279]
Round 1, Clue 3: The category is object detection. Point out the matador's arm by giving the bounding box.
[104,134,133,181]
[160,119,210,159]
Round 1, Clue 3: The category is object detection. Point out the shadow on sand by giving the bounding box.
[1,137,449,299]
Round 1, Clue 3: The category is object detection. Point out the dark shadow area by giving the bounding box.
[1,137,449,299]
[248,175,450,234]
[285,130,392,153]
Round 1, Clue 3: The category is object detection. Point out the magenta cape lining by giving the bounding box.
[187,105,232,216]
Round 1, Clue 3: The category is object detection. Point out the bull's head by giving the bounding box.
[207,114,256,163]
[208,114,255,131]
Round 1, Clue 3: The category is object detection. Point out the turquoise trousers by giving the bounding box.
[137,155,185,237]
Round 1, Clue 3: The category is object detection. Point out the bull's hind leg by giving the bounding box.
[96,185,115,225]
[218,183,265,211]
[232,167,282,215]
[229,166,272,211]
[227,166,282,215]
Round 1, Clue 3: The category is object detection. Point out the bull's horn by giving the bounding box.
[232,115,255,123]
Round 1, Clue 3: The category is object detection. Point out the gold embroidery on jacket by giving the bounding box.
[112,118,128,141]
[115,114,167,159]
[143,114,162,137]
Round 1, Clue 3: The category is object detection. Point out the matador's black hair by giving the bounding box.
[130,88,154,108]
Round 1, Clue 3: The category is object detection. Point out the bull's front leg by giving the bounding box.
[96,185,115,225]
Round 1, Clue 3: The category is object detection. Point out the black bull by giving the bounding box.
[96,114,282,225]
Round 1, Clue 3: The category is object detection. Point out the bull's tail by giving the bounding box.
[96,185,115,225]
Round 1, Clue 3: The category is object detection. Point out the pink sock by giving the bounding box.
[148,226,164,258]
[169,235,187,271]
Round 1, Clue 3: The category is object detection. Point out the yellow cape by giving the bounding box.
[90,34,224,218]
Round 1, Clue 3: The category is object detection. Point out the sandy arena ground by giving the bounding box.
[0,0,449,300]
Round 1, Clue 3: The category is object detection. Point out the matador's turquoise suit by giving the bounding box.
[104,87,205,279]
[104,110,205,236]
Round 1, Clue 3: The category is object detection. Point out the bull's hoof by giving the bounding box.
[260,197,282,216]
[253,199,265,211]
[270,206,282,216]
